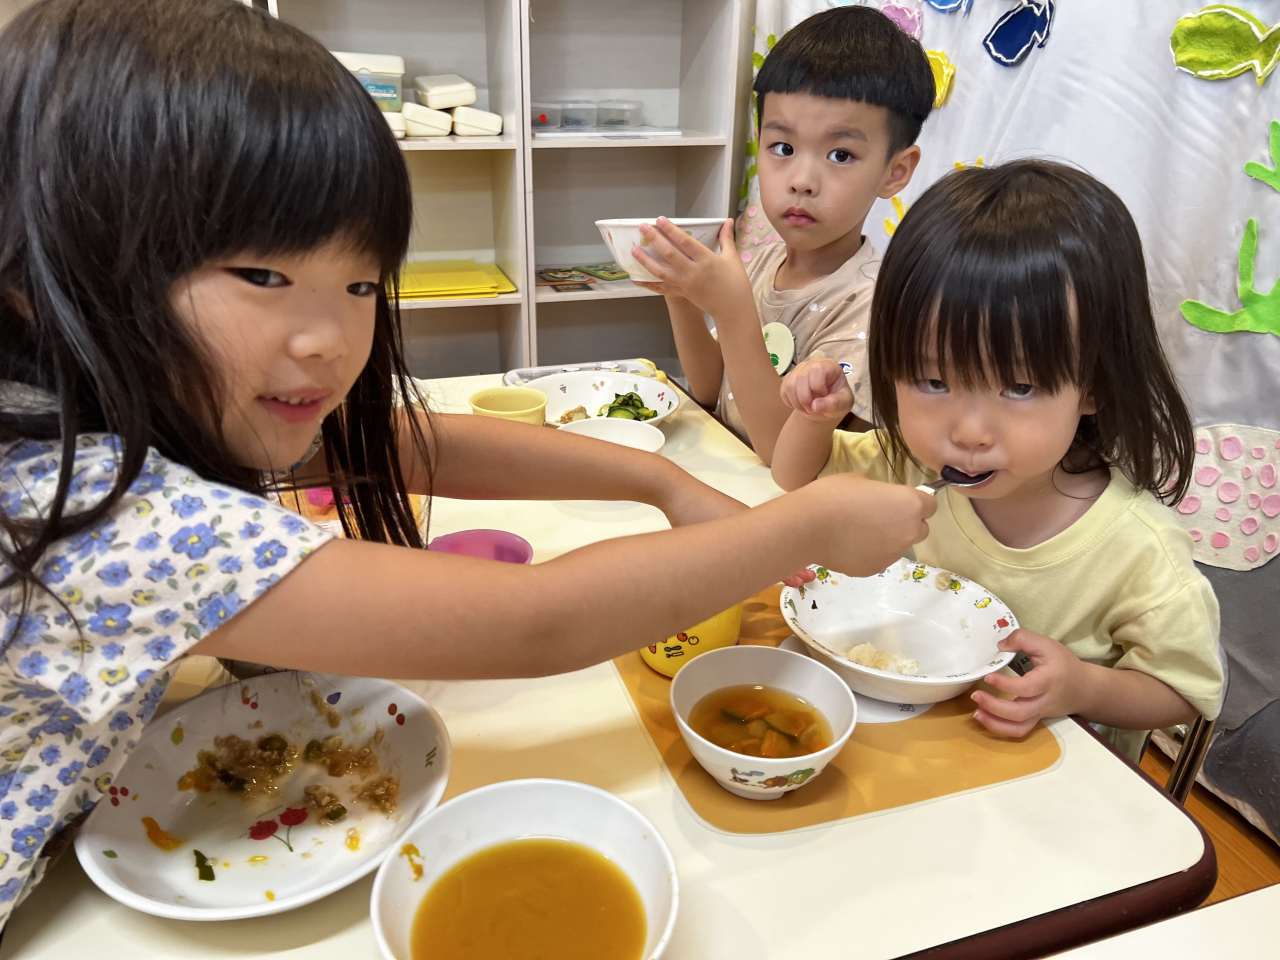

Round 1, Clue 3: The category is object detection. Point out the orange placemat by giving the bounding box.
[615,586,1061,835]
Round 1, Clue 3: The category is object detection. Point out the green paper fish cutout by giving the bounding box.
[1171,5,1280,85]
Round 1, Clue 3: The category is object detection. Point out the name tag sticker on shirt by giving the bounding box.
[762,322,795,375]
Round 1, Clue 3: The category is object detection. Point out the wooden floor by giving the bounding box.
[1140,748,1280,905]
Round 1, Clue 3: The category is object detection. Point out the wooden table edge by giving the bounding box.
[897,717,1217,960]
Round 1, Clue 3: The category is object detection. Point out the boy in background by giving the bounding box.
[632,6,934,463]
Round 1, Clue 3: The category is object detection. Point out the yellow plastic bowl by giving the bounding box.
[641,603,743,677]
[468,387,548,425]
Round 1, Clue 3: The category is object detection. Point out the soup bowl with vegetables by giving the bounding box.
[669,645,856,800]
[524,370,680,426]
[372,779,677,960]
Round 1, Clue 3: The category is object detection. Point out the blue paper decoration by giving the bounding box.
[983,0,1056,66]
[924,0,974,14]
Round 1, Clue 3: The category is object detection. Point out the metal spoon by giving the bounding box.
[915,465,995,496]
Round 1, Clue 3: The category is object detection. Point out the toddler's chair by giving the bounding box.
[1164,715,1217,804]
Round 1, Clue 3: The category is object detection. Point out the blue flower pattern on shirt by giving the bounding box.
[0,433,329,926]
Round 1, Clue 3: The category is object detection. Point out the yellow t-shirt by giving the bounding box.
[820,432,1225,761]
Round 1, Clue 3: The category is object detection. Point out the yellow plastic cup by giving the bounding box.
[468,387,548,425]
[640,603,743,677]
[635,358,670,385]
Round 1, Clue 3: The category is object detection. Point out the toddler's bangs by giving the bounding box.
[874,227,1084,397]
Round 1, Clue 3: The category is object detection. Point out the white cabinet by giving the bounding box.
[279,0,750,377]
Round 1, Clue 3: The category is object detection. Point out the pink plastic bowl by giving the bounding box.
[426,529,534,564]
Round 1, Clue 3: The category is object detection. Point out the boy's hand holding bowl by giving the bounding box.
[629,218,755,321]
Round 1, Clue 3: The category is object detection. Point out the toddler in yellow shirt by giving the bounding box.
[771,159,1224,761]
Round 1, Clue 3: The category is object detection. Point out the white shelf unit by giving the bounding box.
[279,0,750,377]
[523,0,747,367]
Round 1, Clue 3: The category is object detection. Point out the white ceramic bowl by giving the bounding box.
[75,673,450,920]
[525,369,680,425]
[596,217,725,282]
[669,645,856,801]
[372,779,678,960]
[781,559,1019,705]
[558,415,665,452]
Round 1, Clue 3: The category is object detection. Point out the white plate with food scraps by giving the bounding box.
[524,370,680,426]
[74,673,450,920]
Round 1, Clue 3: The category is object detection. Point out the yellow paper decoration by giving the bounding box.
[954,156,986,170]
[926,50,956,107]
[884,196,909,237]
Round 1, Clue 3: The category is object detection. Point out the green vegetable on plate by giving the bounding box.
[598,392,656,421]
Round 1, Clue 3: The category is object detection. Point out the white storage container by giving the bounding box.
[531,101,561,128]
[383,111,405,139]
[331,52,405,112]
[452,105,503,137]
[560,100,597,128]
[402,101,452,137]
[413,74,477,111]
[596,99,644,127]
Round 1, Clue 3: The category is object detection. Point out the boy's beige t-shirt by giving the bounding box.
[819,431,1225,762]
[715,239,879,443]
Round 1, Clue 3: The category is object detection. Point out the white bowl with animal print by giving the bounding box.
[524,370,680,426]
[669,645,856,801]
[781,560,1020,705]
[74,672,450,920]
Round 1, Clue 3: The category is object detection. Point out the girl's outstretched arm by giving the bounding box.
[191,474,935,680]
[399,411,744,526]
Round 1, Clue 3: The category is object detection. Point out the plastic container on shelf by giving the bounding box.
[452,105,503,137]
[596,99,644,127]
[413,74,477,111]
[383,111,405,139]
[331,52,405,112]
[402,102,452,137]
[560,100,597,128]
[531,101,561,128]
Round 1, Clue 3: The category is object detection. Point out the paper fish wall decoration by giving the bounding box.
[1170,5,1280,85]
[880,1,924,39]
[924,0,974,13]
[984,0,1056,66]
[926,50,957,106]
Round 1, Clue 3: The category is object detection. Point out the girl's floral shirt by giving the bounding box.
[0,434,331,926]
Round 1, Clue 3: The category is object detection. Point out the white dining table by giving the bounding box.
[0,374,1212,960]
[1047,882,1280,957]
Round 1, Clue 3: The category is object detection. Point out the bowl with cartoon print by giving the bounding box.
[669,645,856,801]
[781,559,1019,705]
[74,672,450,920]
[524,370,680,425]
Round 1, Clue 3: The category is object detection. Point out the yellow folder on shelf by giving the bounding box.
[398,260,516,300]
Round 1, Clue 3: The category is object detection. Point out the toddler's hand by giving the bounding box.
[970,630,1087,738]
[804,473,935,577]
[780,358,854,422]
[782,568,818,589]
[631,219,751,316]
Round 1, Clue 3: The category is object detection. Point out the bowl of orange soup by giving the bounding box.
[371,778,677,960]
[669,645,856,800]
